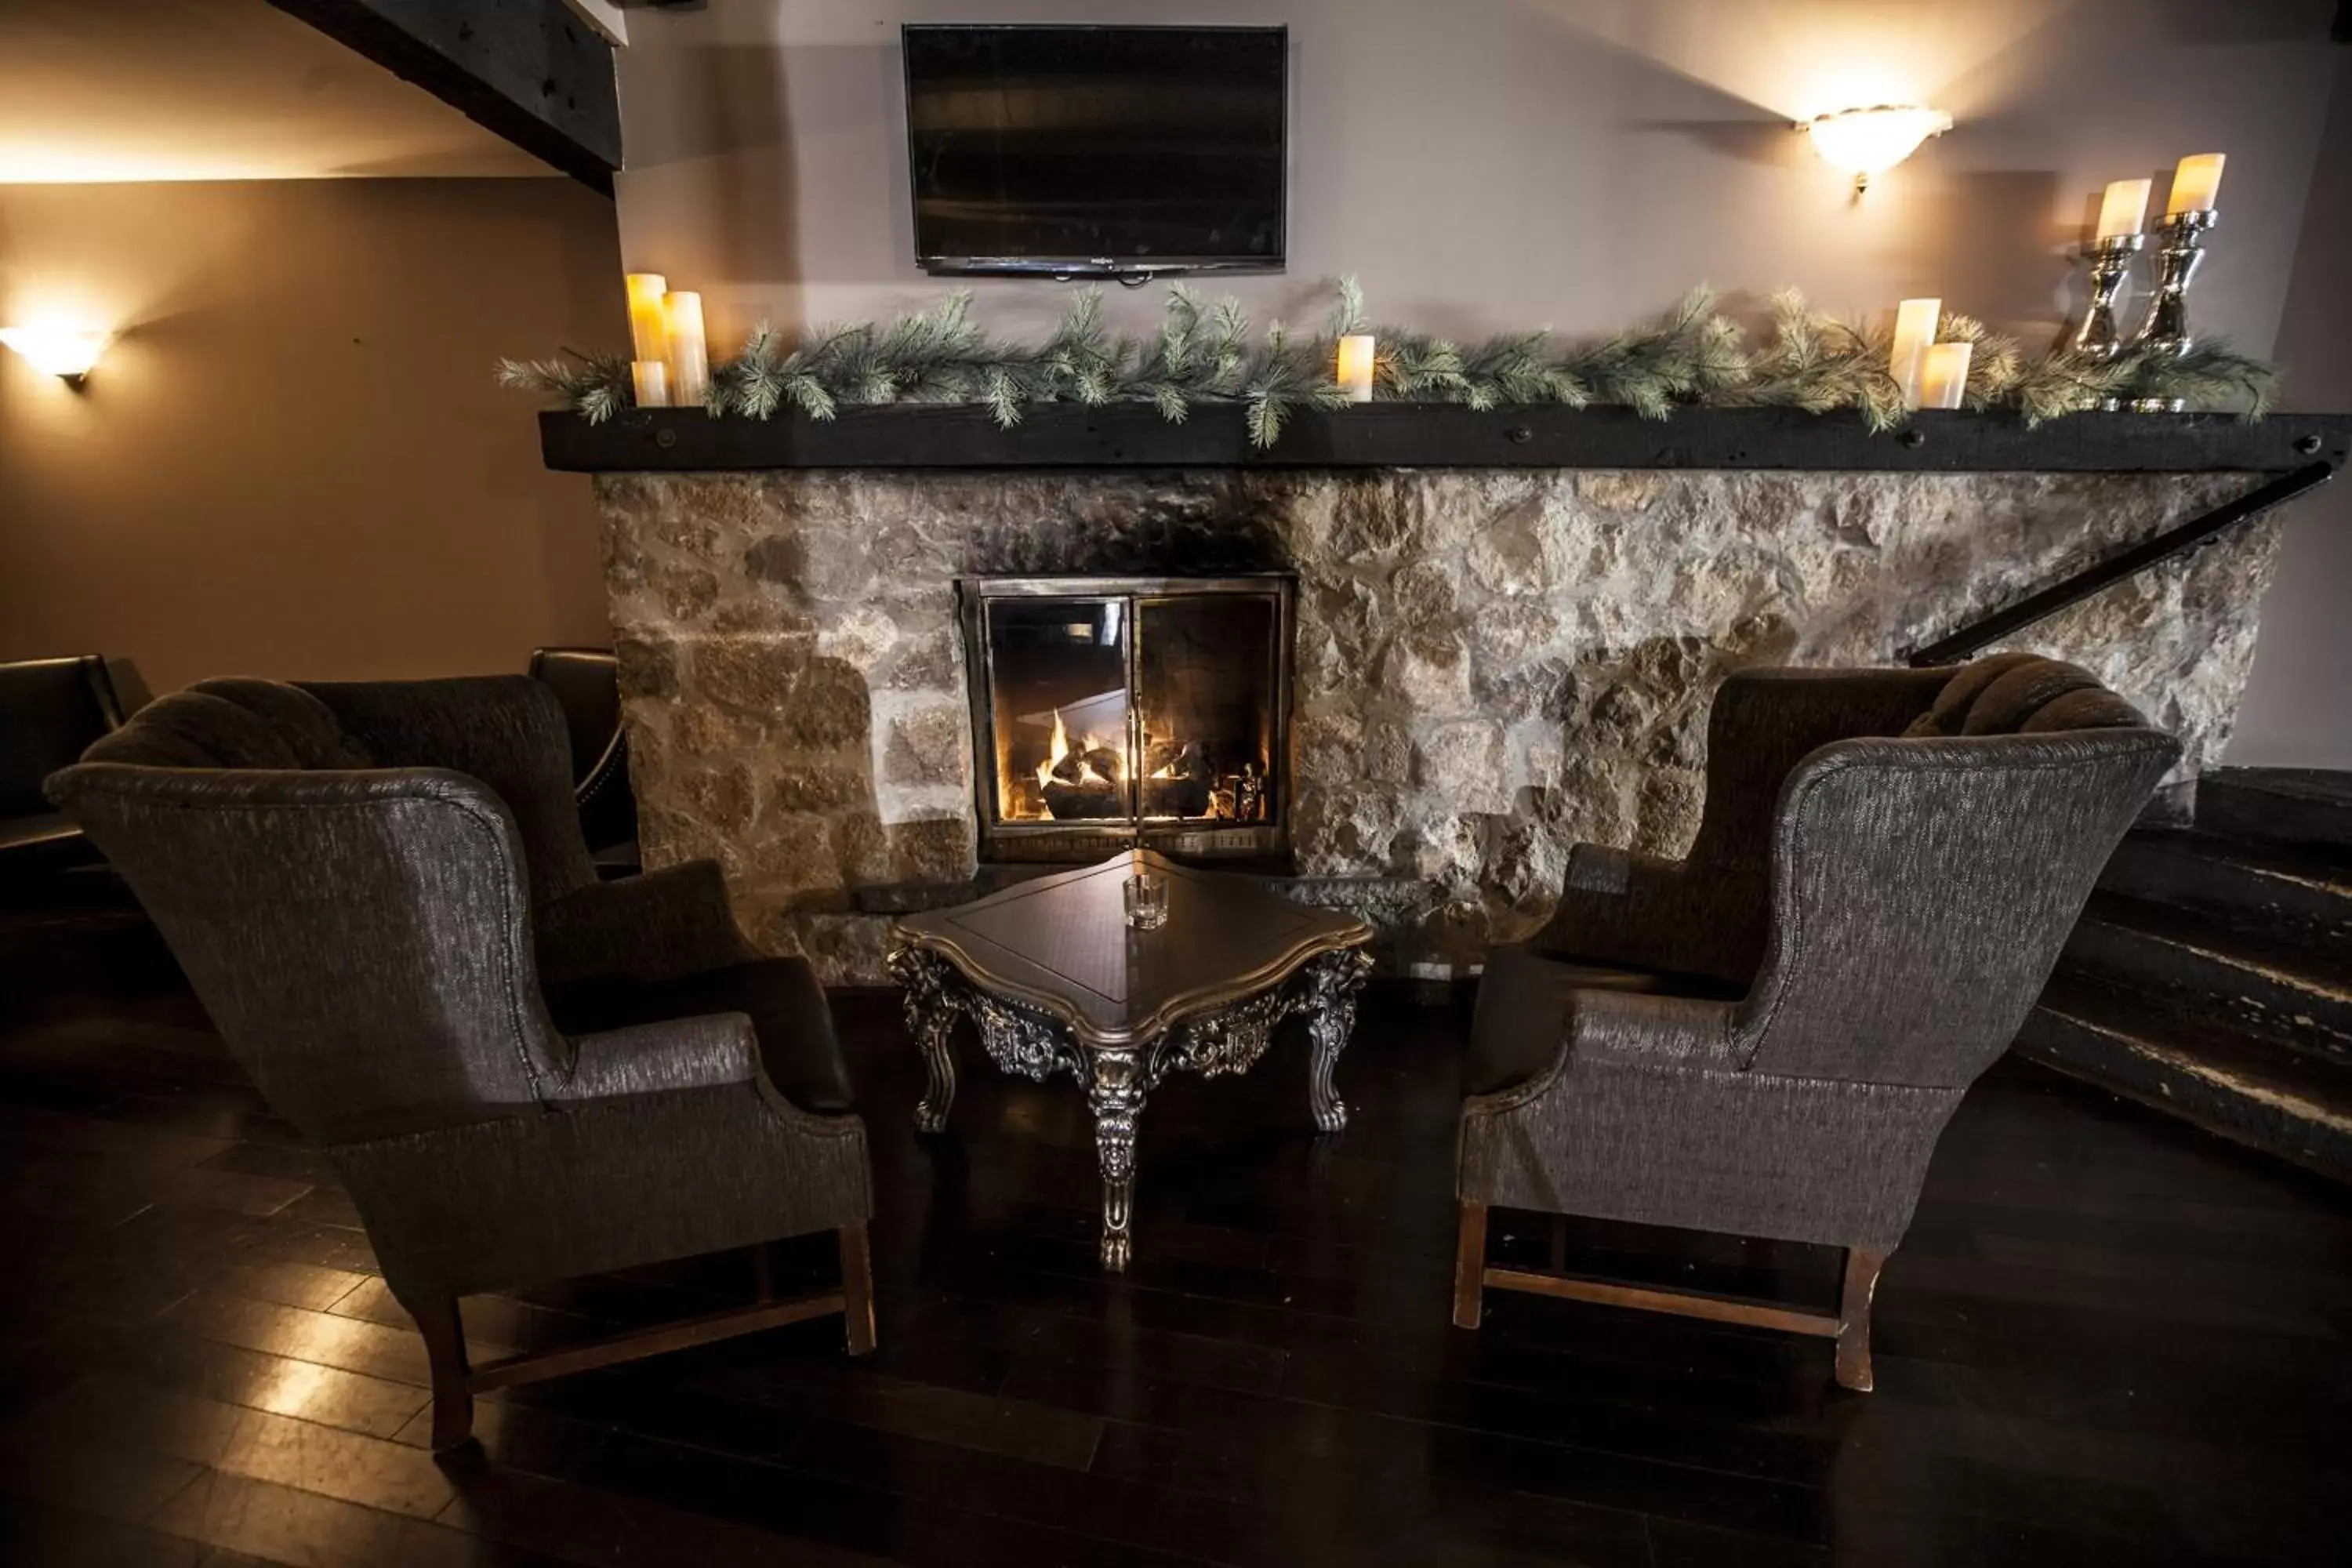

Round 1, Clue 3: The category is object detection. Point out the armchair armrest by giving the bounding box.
[1465,951,1746,1114]
[535,858,756,991]
[1566,987,1746,1073]
[556,1013,760,1100]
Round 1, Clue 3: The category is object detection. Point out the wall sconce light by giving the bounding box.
[0,326,111,386]
[1802,105,1952,196]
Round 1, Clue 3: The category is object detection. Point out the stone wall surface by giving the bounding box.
[592,467,2284,985]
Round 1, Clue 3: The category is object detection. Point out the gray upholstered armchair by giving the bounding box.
[1454,654,2179,1389]
[48,675,873,1450]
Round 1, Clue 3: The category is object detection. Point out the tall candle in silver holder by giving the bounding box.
[2132,154,2226,409]
[2072,179,2148,359]
[2136,211,2218,356]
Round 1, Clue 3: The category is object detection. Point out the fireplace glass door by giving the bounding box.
[964,577,1291,862]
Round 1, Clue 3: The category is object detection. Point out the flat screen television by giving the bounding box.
[903,24,1287,279]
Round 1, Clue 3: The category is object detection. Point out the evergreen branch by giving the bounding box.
[496,350,630,423]
[2118,341,2275,420]
[2008,349,2138,427]
[1934,313,2027,411]
[1565,288,1746,420]
[1732,292,1905,430]
[1118,287,1250,423]
[1243,319,1348,448]
[1327,274,1367,339]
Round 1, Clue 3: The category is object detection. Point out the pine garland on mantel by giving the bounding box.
[499,278,2277,448]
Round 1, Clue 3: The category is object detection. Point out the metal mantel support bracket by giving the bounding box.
[1904,461,2335,667]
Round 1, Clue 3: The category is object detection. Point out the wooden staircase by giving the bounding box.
[2017,768,2352,1179]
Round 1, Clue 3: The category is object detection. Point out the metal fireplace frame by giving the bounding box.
[957,575,1295,865]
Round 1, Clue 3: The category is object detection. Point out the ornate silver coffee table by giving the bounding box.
[887,849,1374,1272]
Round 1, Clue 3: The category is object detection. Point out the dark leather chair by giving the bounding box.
[49,675,874,1450]
[1,655,124,879]
[528,646,637,867]
[1454,655,2178,1390]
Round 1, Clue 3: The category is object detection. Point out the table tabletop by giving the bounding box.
[891,849,1371,1048]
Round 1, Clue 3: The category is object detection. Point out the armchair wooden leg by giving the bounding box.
[1452,1202,1490,1330]
[1834,1247,1887,1393]
[408,1296,475,1452]
[839,1223,877,1356]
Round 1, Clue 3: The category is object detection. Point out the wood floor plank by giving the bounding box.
[158,1288,506,1388]
[0,1494,223,1568]
[29,1376,460,1519]
[103,1326,430,1440]
[147,1469,564,1568]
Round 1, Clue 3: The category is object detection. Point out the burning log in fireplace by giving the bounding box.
[1014,703,1269,825]
[1143,739,1210,818]
[1033,705,1126,820]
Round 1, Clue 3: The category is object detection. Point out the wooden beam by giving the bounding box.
[270,0,619,194]
[1451,1202,1488,1330]
[1483,1266,1846,1338]
[1834,1247,1886,1392]
[467,1290,848,1392]
[537,403,2352,476]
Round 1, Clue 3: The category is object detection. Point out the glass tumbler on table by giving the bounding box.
[1123,872,1169,931]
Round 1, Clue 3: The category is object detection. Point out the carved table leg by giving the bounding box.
[1305,948,1374,1134]
[888,946,959,1134]
[1087,1049,1146,1272]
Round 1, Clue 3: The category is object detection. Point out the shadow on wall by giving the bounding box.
[622,630,971,981]
[1903,165,2071,340]
[617,42,808,325]
[1628,117,1816,172]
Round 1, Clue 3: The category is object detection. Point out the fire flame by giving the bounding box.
[1033,708,1070,792]
[1033,706,1123,790]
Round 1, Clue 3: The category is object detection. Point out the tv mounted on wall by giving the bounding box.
[903,24,1288,281]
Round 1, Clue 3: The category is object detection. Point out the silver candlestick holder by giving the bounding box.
[2070,234,2143,359]
[2129,207,2218,410]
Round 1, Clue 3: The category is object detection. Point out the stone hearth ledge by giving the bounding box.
[577,422,2341,984]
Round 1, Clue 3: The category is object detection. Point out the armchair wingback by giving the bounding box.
[49,674,873,1450]
[1456,654,2177,1389]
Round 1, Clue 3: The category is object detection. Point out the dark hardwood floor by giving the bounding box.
[2,881,2347,1566]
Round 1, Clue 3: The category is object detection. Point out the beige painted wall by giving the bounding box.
[0,177,621,697]
[612,0,2338,355]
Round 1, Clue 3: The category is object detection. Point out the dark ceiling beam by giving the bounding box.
[269,0,620,194]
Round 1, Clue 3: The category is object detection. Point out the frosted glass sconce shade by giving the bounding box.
[1803,106,1953,194]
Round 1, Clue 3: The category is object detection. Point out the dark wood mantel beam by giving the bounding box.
[537,403,2352,475]
[270,0,621,194]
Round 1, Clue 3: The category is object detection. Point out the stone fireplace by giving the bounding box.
[564,405,2343,986]
[961,575,1292,863]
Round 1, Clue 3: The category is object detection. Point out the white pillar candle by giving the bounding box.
[2165,153,2226,216]
[662,290,709,408]
[1335,334,1377,403]
[1889,298,1941,409]
[2096,178,2151,240]
[1918,341,1973,411]
[631,360,670,408]
[625,272,668,362]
